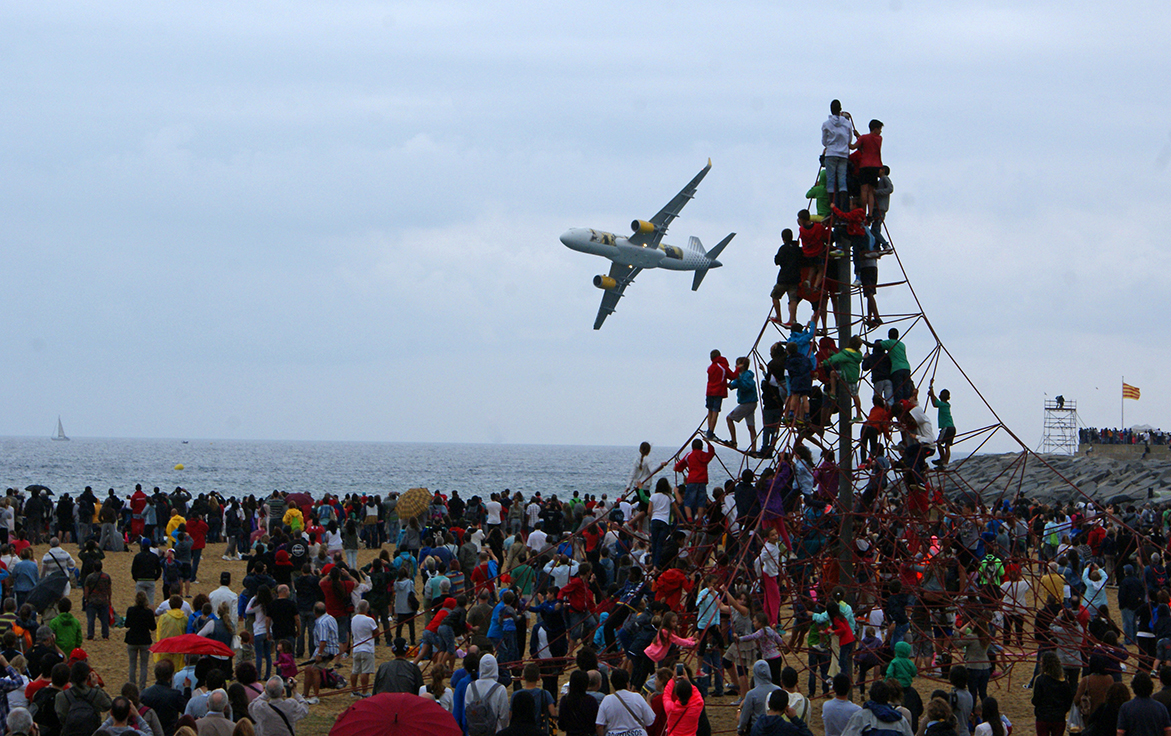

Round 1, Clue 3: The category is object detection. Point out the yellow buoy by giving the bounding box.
[174,463,184,471]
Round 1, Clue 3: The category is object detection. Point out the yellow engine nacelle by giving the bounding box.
[631,219,656,234]
[594,275,617,290]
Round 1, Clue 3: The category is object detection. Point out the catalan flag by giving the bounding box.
[1123,383,1141,400]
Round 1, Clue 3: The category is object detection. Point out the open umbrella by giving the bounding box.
[395,487,431,520]
[285,492,313,509]
[329,693,459,736]
[24,485,51,494]
[26,573,68,614]
[149,634,234,657]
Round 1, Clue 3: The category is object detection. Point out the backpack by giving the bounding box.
[30,686,62,736]
[60,688,101,736]
[407,590,419,612]
[465,680,502,736]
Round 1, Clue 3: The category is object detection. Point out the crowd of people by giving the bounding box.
[1080,428,1171,447]
[0,101,1169,736]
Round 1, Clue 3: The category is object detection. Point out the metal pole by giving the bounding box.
[837,251,855,593]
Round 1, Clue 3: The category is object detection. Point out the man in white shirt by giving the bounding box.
[526,498,542,530]
[526,525,549,555]
[349,601,379,697]
[596,669,654,736]
[485,495,503,531]
[821,99,855,210]
[208,572,239,629]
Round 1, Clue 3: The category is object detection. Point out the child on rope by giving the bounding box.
[784,342,813,425]
[824,335,865,420]
[771,229,802,327]
[928,382,956,468]
[797,209,829,296]
[674,438,716,526]
[871,327,913,403]
[759,343,786,459]
[705,349,733,440]
[850,119,884,219]
[806,170,831,222]
[859,394,892,464]
[726,356,759,455]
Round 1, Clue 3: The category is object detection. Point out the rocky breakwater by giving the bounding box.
[949,453,1171,505]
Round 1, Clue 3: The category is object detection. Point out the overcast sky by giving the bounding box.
[2,1,1168,453]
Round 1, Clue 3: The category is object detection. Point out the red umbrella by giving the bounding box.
[329,693,460,736]
[149,634,234,657]
[285,492,314,508]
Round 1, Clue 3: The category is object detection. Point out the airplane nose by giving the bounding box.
[560,230,575,247]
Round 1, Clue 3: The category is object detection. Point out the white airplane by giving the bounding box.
[560,159,734,329]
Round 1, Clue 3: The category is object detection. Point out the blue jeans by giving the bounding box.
[650,520,670,568]
[892,622,910,647]
[1122,608,1137,646]
[565,610,597,643]
[824,156,848,194]
[190,549,202,581]
[86,602,109,639]
[967,667,990,703]
[255,633,272,680]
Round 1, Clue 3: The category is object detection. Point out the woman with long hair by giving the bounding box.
[1083,682,1130,736]
[420,665,452,712]
[1032,650,1074,736]
[662,667,704,736]
[558,670,598,736]
[245,585,274,679]
[124,590,156,690]
[973,696,1010,736]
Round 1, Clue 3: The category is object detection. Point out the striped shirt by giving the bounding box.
[314,614,339,657]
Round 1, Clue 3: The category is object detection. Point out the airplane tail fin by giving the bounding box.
[705,232,735,261]
[691,269,709,291]
[691,233,734,291]
[687,235,705,253]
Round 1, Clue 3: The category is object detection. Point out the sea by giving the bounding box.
[0,436,642,502]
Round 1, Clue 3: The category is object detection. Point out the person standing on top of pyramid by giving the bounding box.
[821,100,854,211]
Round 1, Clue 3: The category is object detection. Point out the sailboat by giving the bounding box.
[51,416,69,441]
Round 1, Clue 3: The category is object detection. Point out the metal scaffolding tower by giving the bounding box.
[1042,398,1079,454]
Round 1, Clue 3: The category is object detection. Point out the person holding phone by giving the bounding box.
[662,666,704,736]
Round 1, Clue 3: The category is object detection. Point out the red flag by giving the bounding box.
[1123,383,1141,400]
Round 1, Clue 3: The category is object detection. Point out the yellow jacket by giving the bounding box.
[165,514,187,545]
[283,507,304,532]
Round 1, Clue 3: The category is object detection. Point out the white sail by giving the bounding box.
[52,416,69,441]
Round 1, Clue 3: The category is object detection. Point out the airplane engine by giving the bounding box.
[631,220,656,234]
[593,275,617,290]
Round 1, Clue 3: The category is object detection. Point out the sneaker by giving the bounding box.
[828,249,845,258]
[351,691,363,698]
[730,698,743,706]
[852,277,862,286]
[221,555,231,561]
[306,697,320,705]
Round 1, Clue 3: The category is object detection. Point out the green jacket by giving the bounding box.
[805,170,831,218]
[825,348,863,384]
[878,339,910,373]
[50,611,83,656]
[885,640,917,687]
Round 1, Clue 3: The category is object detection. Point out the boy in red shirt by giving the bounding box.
[705,350,733,440]
[859,394,891,464]
[674,438,716,524]
[850,119,883,217]
[797,209,829,294]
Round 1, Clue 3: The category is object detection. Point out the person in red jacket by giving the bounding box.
[559,562,597,646]
[186,513,209,585]
[470,551,497,602]
[653,562,693,611]
[674,438,716,524]
[705,350,733,440]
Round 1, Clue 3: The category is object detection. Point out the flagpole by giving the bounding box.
[1122,376,1125,428]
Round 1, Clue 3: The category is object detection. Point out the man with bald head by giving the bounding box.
[195,689,234,736]
[268,584,300,649]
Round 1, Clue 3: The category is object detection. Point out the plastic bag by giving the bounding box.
[1067,702,1084,733]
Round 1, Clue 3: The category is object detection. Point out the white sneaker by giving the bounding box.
[305,696,319,705]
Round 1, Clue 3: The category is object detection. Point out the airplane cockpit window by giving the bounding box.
[599,231,615,245]
[662,245,683,259]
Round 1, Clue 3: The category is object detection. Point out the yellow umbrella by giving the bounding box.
[395,487,431,520]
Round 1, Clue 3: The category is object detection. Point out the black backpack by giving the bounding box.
[30,686,62,736]
[59,688,101,736]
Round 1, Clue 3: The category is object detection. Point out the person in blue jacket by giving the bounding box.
[726,357,760,454]
[785,343,814,425]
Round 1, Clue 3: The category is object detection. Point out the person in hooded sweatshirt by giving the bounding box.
[465,653,510,734]
[738,660,781,736]
[750,689,814,736]
[840,680,913,736]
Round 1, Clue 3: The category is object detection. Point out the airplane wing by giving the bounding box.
[594,262,642,329]
[628,159,712,248]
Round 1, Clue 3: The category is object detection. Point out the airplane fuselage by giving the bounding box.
[560,228,721,271]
